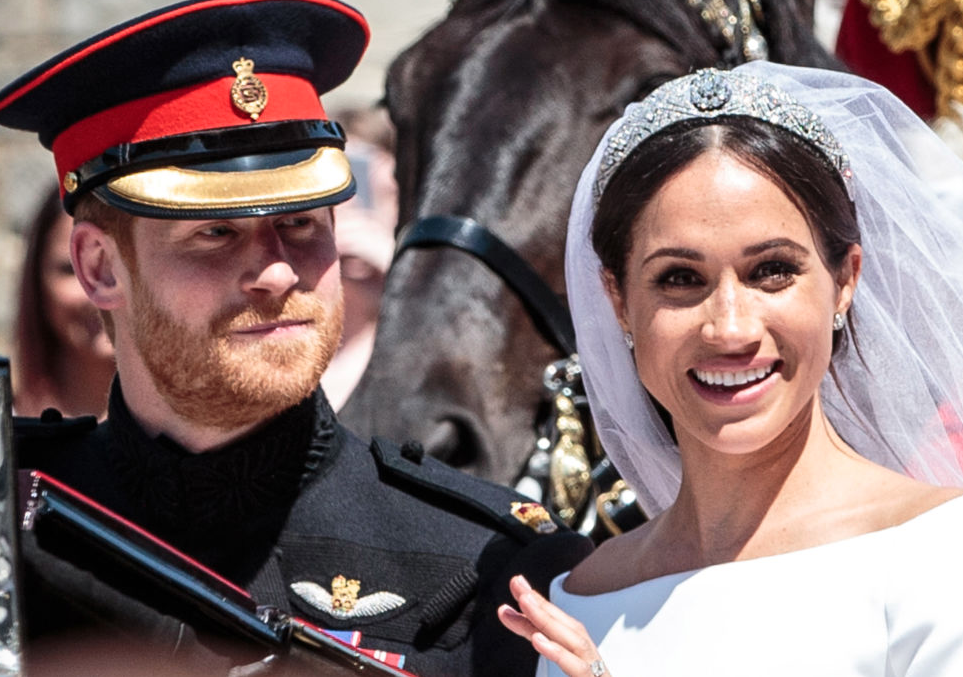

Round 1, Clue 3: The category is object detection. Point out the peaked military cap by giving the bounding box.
[0,0,369,219]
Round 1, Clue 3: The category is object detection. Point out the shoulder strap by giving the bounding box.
[369,436,565,545]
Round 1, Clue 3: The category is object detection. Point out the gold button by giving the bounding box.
[63,172,79,193]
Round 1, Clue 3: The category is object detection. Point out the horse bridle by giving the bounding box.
[392,215,643,537]
[394,215,577,355]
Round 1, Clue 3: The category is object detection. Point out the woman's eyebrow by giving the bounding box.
[743,238,808,256]
[641,247,703,266]
[640,239,809,266]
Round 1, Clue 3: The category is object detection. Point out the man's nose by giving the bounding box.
[241,228,300,296]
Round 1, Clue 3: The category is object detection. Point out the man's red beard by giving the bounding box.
[130,275,343,430]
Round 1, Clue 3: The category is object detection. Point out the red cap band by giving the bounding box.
[52,73,326,190]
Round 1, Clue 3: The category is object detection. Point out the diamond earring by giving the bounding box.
[624,332,634,350]
[833,312,845,331]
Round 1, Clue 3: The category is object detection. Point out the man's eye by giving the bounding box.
[200,224,234,237]
[279,216,314,229]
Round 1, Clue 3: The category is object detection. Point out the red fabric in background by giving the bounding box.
[835,0,936,120]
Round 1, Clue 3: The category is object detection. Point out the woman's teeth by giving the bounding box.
[694,364,774,387]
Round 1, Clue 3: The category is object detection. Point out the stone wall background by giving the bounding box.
[0,0,448,357]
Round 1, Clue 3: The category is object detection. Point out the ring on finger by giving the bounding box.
[589,658,606,676]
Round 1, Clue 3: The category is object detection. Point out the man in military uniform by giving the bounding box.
[0,1,593,674]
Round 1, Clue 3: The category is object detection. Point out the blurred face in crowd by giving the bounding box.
[114,207,344,430]
[42,210,113,360]
[334,141,397,344]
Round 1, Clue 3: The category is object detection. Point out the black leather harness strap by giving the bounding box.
[393,215,577,356]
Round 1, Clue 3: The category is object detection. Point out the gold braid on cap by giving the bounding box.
[593,68,854,207]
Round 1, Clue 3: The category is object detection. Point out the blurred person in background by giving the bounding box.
[12,184,114,418]
[322,106,398,411]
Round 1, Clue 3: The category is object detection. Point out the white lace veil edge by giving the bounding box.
[566,62,963,517]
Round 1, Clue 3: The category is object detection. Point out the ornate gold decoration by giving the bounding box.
[63,171,79,194]
[105,146,352,211]
[862,0,963,123]
[231,56,268,120]
[510,501,558,534]
[596,479,636,537]
[548,393,592,525]
[687,0,769,61]
[290,577,407,620]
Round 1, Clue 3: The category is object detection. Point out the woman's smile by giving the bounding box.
[688,360,782,406]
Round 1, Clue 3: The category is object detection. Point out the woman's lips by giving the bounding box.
[688,361,782,405]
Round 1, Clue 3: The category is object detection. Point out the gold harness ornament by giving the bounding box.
[231,57,268,120]
[548,392,592,525]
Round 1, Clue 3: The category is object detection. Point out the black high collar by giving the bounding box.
[104,382,340,546]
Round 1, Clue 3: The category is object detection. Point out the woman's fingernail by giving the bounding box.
[515,575,533,592]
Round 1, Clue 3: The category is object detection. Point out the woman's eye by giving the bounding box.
[657,268,703,288]
[752,260,799,287]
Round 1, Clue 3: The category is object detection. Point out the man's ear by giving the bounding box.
[601,268,630,333]
[71,221,126,310]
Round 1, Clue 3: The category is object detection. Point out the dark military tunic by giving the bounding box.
[15,384,593,676]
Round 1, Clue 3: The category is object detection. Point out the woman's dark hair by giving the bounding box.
[592,115,860,355]
[14,185,68,410]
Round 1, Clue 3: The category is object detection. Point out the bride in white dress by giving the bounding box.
[499,61,963,677]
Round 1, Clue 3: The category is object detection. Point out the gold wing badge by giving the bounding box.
[291,575,407,620]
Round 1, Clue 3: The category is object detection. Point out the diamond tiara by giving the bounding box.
[593,68,853,206]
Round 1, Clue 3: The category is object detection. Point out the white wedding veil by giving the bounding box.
[566,61,963,517]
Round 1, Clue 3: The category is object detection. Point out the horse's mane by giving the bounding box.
[448,0,842,71]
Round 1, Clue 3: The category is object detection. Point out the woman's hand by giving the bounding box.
[498,574,610,677]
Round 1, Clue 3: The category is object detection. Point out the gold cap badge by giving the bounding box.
[511,501,558,534]
[231,57,268,120]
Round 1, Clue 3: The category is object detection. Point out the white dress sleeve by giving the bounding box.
[883,499,963,676]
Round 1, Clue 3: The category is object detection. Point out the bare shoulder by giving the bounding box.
[561,518,664,596]
[890,479,963,523]
[858,463,963,529]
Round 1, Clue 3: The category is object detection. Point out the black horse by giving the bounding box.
[340,0,840,492]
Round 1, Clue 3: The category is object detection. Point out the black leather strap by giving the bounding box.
[393,215,577,356]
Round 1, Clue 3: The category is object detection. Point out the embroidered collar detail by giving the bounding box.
[105,381,340,541]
